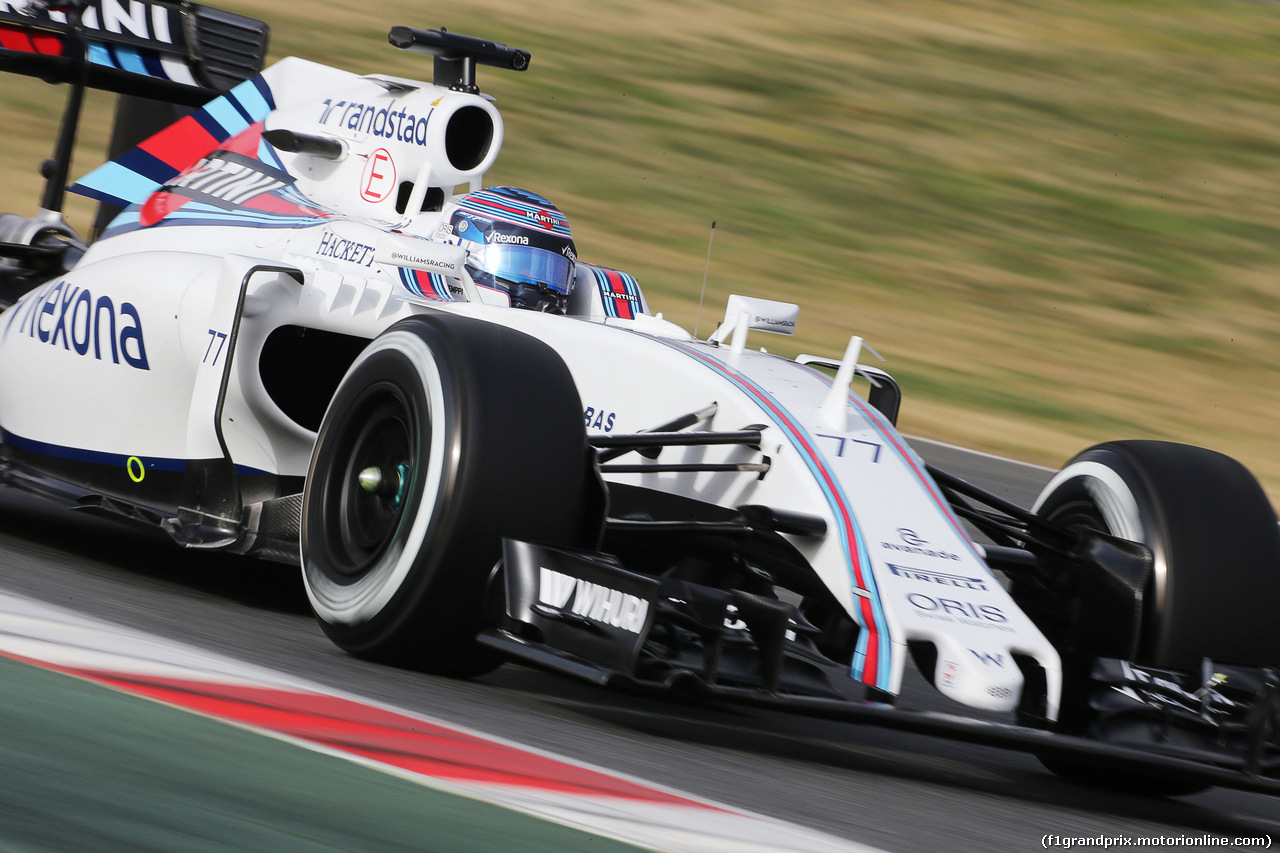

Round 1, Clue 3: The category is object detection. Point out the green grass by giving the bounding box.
[4,0,1280,491]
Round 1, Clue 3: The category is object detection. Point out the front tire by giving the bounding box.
[301,314,599,675]
[1030,440,1280,793]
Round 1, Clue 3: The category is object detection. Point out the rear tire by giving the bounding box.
[1031,440,1280,794]
[301,314,599,675]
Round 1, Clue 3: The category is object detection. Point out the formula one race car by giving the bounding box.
[1,0,1277,797]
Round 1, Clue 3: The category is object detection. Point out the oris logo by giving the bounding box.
[907,594,1012,631]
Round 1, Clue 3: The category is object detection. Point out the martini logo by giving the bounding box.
[528,210,558,228]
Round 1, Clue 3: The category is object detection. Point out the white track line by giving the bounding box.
[0,587,884,853]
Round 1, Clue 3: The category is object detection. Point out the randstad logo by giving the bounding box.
[318,98,432,147]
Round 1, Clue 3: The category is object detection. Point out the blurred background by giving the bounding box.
[4,0,1279,493]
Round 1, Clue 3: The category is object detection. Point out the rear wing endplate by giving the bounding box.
[0,0,269,105]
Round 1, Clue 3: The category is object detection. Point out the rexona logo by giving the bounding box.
[490,232,529,245]
[5,280,149,370]
[538,567,649,634]
[888,563,988,591]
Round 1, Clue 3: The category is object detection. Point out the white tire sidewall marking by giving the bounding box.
[1033,458,1168,612]
[303,329,449,626]
[1033,460,1145,543]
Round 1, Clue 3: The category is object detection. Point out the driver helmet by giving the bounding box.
[441,187,577,313]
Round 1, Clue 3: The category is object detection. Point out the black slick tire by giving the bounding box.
[301,314,599,675]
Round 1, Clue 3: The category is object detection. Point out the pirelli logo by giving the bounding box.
[162,151,293,210]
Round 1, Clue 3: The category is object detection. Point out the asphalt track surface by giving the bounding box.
[0,438,1276,852]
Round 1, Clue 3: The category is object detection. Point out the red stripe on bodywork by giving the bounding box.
[0,25,64,55]
[139,116,220,171]
[603,269,634,320]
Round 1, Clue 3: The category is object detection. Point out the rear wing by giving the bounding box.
[0,0,269,105]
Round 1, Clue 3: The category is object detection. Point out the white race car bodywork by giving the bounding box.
[0,42,1060,717]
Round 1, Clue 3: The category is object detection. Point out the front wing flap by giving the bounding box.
[480,539,1280,798]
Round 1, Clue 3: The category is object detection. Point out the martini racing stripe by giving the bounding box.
[798,363,988,568]
[455,187,572,238]
[589,265,644,320]
[71,74,277,210]
[397,268,455,301]
[646,338,892,691]
[101,202,330,237]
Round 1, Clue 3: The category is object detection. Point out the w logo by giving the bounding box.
[970,650,1004,667]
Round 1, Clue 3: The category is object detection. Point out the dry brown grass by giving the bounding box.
[4,0,1280,496]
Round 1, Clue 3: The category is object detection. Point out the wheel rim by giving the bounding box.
[317,382,422,582]
[1044,498,1107,534]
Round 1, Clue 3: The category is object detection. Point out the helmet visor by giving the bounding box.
[472,244,575,294]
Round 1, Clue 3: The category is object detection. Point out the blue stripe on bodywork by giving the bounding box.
[2,430,271,477]
[646,338,895,690]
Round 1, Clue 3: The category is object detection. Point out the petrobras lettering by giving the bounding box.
[490,232,529,245]
[318,97,431,147]
[316,230,375,267]
[6,280,149,370]
[582,406,616,432]
[538,567,649,634]
[888,563,987,591]
[907,593,1012,631]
